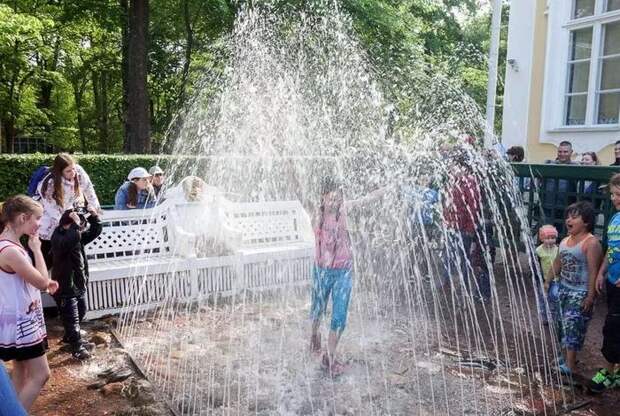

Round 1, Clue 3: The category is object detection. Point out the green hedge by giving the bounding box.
[0,154,168,206]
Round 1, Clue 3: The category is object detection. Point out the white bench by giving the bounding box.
[83,199,315,319]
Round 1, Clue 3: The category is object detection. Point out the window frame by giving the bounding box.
[563,27,593,125]
[561,0,620,128]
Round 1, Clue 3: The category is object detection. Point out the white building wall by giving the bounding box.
[501,0,537,150]
[539,1,620,154]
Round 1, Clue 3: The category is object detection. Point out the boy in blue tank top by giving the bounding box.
[589,173,620,393]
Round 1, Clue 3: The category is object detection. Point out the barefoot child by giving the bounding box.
[588,173,620,392]
[550,201,602,375]
[0,195,58,411]
[309,177,386,376]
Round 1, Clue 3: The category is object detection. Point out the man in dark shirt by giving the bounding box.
[543,141,576,235]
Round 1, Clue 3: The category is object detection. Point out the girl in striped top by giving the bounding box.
[0,195,58,411]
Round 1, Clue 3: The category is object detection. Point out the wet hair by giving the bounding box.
[320,176,343,196]
[506,146,525,162]
[0,195,42,233]
[564,201,595,233]
[609,173,620,189]
[42,153,80,207]
[538,224,558,241]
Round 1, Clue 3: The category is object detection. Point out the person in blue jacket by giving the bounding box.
[114,167,156,210]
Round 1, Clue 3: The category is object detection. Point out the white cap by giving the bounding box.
[127,167,151,180]
[149,165,164,175]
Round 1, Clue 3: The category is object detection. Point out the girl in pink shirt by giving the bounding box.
[310,178,386,376]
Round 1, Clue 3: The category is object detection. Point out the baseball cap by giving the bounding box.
[127,167,151,180]
[149,165,164,175]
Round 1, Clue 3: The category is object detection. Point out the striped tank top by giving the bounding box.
[0,240,47,351]
[559,234,594,292]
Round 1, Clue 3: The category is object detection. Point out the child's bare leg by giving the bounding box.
[15,356,50,410]
[10,361,26,394]
[310,320,321,352]
[566,350,577,373]
[326,329,342,361]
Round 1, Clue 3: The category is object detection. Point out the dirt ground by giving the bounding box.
[23,316,171,416]
[17,263,620,416]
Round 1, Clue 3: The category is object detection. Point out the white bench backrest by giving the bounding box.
[86,207,170,262]
[223,200,314,248]
[86,199,313,262]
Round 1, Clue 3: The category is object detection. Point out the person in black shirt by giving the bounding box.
[611,140,620,166]
[51,208,102,360]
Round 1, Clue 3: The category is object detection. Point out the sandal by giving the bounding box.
[310,333,321,354]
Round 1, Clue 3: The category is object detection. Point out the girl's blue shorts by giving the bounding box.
[310,266,353,332]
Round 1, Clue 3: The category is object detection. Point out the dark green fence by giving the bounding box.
[512,163,620,240]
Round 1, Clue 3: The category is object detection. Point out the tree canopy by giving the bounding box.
[0,0,506,153]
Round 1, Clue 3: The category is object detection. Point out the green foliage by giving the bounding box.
[0,0,507,151]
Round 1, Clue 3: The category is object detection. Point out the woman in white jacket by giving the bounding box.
[36,153,101,267]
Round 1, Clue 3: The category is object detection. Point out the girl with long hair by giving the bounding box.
[36,153,101,267]
[0,195,58,411]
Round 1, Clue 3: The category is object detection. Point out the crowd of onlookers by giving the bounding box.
[503,140,620,392]
[506,139,620,166]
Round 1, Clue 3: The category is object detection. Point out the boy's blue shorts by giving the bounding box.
[310,266,353,332]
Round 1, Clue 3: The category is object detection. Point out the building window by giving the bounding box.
[564,0,620,126]
[565,28,592,125]
[574,0,595,18]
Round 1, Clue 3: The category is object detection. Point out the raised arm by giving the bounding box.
[81,213,103,246]
[343,186,390,211]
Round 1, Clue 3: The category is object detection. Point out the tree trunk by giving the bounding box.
[72,77,88,153]
[3,117,16,154]
[125,0,151,153]
[120,0,130,152]
[100,72,110,153]
[93,71,111,153]
[179,0,193,106]
[38,37,61,129]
